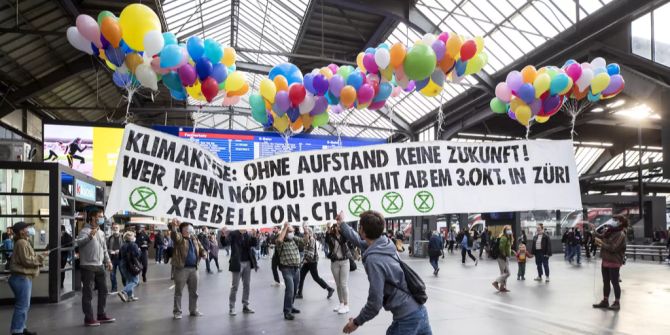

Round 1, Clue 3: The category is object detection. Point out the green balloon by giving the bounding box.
[250,94,267,123]
[490,98,508,114]
[337,65,354,81]
[403,44,436,81]
[312,112,329,128]
[97,10,116,25]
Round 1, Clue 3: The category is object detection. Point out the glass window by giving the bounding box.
[654,4,670,66]
[0,195,50,216]
[632,13,652,59]
[0,169,50,194]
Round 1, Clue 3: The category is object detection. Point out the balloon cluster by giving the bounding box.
[490,57,624,128]
[65,4,245,105]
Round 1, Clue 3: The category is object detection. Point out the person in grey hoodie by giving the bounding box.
[337,210,432,335]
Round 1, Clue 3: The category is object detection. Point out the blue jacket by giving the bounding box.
[339,223,420,326]
[428,235,443,250]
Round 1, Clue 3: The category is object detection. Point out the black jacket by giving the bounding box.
[325,232,350,261]
[198,232,211,251]
[228,231,257,272]
[531,234,552,256]
[136,232,150,251]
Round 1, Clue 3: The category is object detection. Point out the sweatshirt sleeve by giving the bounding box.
[15,241,44,268]
[99,232,110,264]
[75,227,92,246]
[338,223,368,251]
[353,261,385,326]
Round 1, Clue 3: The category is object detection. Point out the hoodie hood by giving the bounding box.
[362,235,395,262]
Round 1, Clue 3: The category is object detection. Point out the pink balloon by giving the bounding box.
[330,104,344,114]
[565,63,582,82]
[368,100,386,110]
[437,32,449,43]
[150,57,171,75]
[602,74,624,96]
[178,64,197,86]
[362,53,378,74]
[222,96,241,106]
[391,86,403,97]
[357,84,374,103]
[76,14,102,48]
[327,63,339,75]
[495,82,511,103]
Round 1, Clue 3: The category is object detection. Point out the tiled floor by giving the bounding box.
[1,250,669,335]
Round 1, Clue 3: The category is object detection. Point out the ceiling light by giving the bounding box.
[606,100,625,108]
[591,107,604,113]
[614,104,660,120]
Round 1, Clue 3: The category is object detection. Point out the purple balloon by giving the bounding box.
[329,75,345,97]
[405,80,416,92]
[304,73,316,94]
[287,107,300,122]
[312,74,329,96]
[541,95,561,115]
[363,53,378,74]
[274,90,290,113]
[415,77,430,91]
[507,109,516,120]
[431,40,446,62]
[177,64,197,87]
[309,96,329,116]
[210,63,228,83]
[601,74,624,95]
[517,83,535,105]
[506,70,523,92]
[100,34,110,49]
[530,99,542,116]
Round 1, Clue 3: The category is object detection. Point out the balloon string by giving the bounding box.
[124,89,135,124]
[436,93,444,140]
[525,124,531,140]
[570,113,577,141]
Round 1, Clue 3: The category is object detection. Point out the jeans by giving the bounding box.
[461,247,476,263]
[564,245,571,260]
[229,261,251,310]
[572,245,581,263]
[602,266,621,300]
[517,262,526,279]
[280,266,300,314]
[81,265,108,321]
[207,254,220,271]
[534,251,550,278]
[428,255,439,271]
[155,248,163,263]
[386,305,432,335]
[298,262,330,295]
[496,257,510,287]
[119,262,139,297]
[173,267,199,315]
[110,258,124,292]
[330,260,349,305]
[9,274,32,334]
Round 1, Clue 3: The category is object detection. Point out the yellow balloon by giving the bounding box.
[105,59,116,70]
[533,73,551,98]
[474,36,484,53]
[419,80,443,97]
[273,114,289,132]
[380,66,394,82]
[356,52,366,72]
[259,78,277,103]
[99,48,107,60]
[558,77,573,95]
[118,4,161,51]
[186,81,206,101]
[510,97,526,112]
[591,72,611,94]
[515,106,532,126]
[446,34,463,59]
[319,67,333,79]
[222,47,236,67]
[225,71,246,92]
[464,53,485,75]
[535,115,550,123]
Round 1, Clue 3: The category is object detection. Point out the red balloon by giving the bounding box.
[460,40,477,61]
[288,83,306,106]
[201,77,219,102]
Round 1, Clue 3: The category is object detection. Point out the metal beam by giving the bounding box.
[0,28,65,36]
[236,61,272,74]
[236,48,356,66]
[231,0,240,47]
[580,162,663,181]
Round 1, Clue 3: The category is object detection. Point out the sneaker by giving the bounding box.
[218,269,223,273]
[117,291,128,302]
[517,276,520,280]
[271,282,281,287]
[522,277,526,280]
[333,304,343,312]
[492,281,500,291]
[592,300,609,309]
[173,314,182,320]
[85,320,100,327]
[327,288,335,299]
[130,296,139,302]
[21,329,37,335]
[109,290,118,295]
[337,305,349,314]
[190,311,204,317]
[243,306,255,314]
[229,309,237,316]
[608,301,620,311]
[436,268,440,275]
[475,259,478,266]
[534,277,542,281]
[291,308,301,314]
[545,277,550,283]
[284,313,295,321]
[295,293,303,299]
[97,315,116,324]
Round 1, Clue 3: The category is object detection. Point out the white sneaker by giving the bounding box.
[545,277,550,283]
[333,304,343,312]
[533,277,542,281]
[337,305,350,314]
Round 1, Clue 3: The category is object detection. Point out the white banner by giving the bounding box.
[106,124,581,228]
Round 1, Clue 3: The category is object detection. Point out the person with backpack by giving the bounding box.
[531,223,552,283]
[461,230,478,265]
[492,225,513,292]
[117,231,141,302]
[428,231,443,276]
[338,211,431,335]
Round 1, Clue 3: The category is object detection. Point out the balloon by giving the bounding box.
[446,34,462,58]
[177,64,197,86]
[533,73,551,98]
[226,82,249,97]
[269,63,303,85]
[273,75,288,91]
[454,59,466,77]
[309,96,329,116]
[299,93,316,115]
[437,32,449,43]
[422,33,436,46]
[187,36,205,61]
[312,112,329,128]
[565,63,582,82]
[162,72,182,91]
[495,82,512,102]
[517,83,535,104]
[176,47,189,68]
[571,85,589,100]
[253,79,274,104]
[170,88,187,101]
[97,10,115,25]
[336,65,354,81]
[340,85,356,107]
[303,73,316,94]
[204,39,223,62]
[104,59,116,70]
[515,105,532,126]
[601,74,624,96]
[105,46,125,66]
[437,55,455,74]
[186,81,205,101]
[419,79,443,97]
[391,85,403,97]
[356,52,366,72]
[210,63,228,83]
[403,44,437,80]
[576,68,594,91]
[346,70,364,90]
[541,95,562,116]
[160,44,183,68]
[195,58,213,81]
[319,67,334,79]
[312,74,329,96]
[330,104,344,115]
[124,53,143,73]
[430,69,445,86]
[112,71,131,88]
[221,95,240,106]
[521,65,537,84]
[389,43,406,68]
[368,100,386,110]
[327,63,339,75]
[415,77,430,91]
[490,98,507,114]
[375,48,391,69]
[507,109,516,120]
[591,57,606,70]
[225,71,246,92]
[464,53,486,75]
[375,82,393,101]
[587,91,601,102]
[549,73,570,95]
[76,15,102,48]
[329,75,345,97]
[506,70,523,92]
[66,27,93,54]
[274,91,290,114]
[220,47,235,66]
[357,84,374,103]
[474,36,484,53]
[286,107,300,123]
[431,40,446,62]
[460,40,477,61]
[163,32,178,46]
[97,17,121,49]
[288,83,306,106]
[529,99,542,115]
[201,77,219,102]
[118,4,161,51]
[250,93,266,115]
[363,53,378,74]
[143,30,164,57]
[290,116,304,132]
[606,63,620,75]
[591,72,611,94]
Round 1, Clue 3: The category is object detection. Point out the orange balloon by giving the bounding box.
[301,114,314,129]
[571,85,588,100]
[389,43,406,68]
[340,85,357,107]
[273,75,288,91]
[101,17,122,48]
[264,100,272,110]
[521,65,537,84]
[438,55,455,74]
[125,53,143,73]
[290,117,303,132]
[227,82,249,97]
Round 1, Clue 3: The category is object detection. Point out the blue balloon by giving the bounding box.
[377,43,389,50]
[326,91,340,105]
[120,40,132,54]
[112,71,131,88]
[549,73,570,96]
[210,63,228,83]
[170,88,187,101]
[263,113,274,128]
[162,72,183,91]
[455,59,466,77]
[105,46,125,67]
[287,107,300,122]
[373,82,392,102]
[187,36,205,60]
[587,91,601,102]
[303,73,316,94]
[91,43,99,57]
[268,63,303,85]
[415,77,429,91]
[346,70,364,90]
[517,83,535,105]
[163,32,178,46]
[100,35,110,49]
[160,44,183,68]
[365,47,376,54]
[204,39,223,63]
[606,63,620,75]
[195,58,213,81]
[563,59,577,68]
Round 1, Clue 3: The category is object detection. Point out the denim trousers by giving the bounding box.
[386,305,432,335]
[9,274,32,334]
[280,266,300,314]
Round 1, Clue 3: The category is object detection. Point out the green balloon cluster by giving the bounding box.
[403,44,437,81]
[250,94,268,124]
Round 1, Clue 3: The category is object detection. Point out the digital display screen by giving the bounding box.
[153,126,387,162]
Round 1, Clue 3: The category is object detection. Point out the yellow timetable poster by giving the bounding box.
[92,127,124,181]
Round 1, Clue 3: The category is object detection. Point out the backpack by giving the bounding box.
[124,245,143,276]
[489,237,501,259]
[370,253,427,305]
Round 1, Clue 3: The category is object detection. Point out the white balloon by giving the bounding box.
[576,68,594,91]
[422,33,436,46]
[299,93,316,115]
[135,64,158,91]
[590,57,606,70]
[143,30,164,57]
[66,27,93,55]
[374,48,390,69]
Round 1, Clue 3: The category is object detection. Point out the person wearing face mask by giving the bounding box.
[326,221,352,314]
[492,225,513,292]
[276,222,305,320]
[8,222,47,335]
[168,219,207,319]
[592,215,628,311]
[531,223,552,283]
[107,223,124,293]
[228,228,258,316]
[117,231,141,302]
[74,209,115,327]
